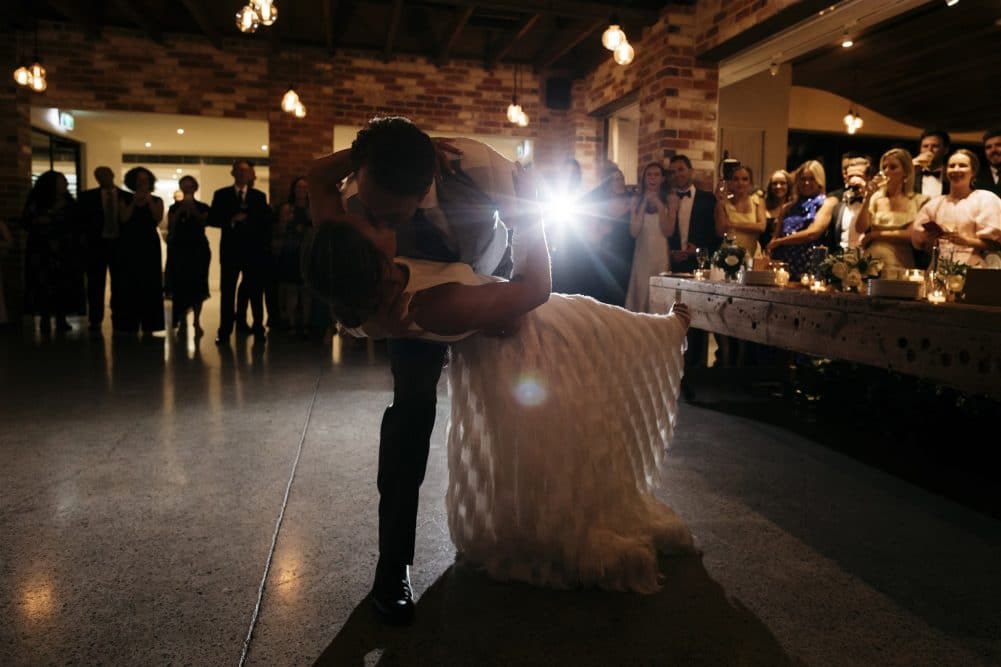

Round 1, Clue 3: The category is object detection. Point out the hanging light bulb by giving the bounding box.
[613,40,635,65]
[602,24,625,51]
[13,64,32,87]
[507,98,522,124]
[253,0,278,27]
[29,72,47,93]
[516,109,528,127]
[844,108,862,134]
[293,100,307,118]
[236,4,260,33]
[852,114,863,131]
[841,29,854,48]
[281,87,300,113]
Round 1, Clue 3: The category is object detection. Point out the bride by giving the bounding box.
[311,165,695,594]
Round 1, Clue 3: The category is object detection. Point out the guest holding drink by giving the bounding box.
[761,169,791,248]
[854,148,928,276]
[911,149,1001,267]
[165,175,210,334]
[766,160,836,281]
[714,165,766,257]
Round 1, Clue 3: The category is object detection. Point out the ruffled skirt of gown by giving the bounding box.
[446,293,693,594]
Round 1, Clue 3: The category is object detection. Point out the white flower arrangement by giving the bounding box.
[818,249,883,291]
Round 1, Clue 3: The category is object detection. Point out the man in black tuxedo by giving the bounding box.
[973,129,1001,197]
[666,154,720,273]
[666,155,719,399]
[308,119,515,626]
[912,129,951,197]
[825,157,872,252]
[76,166,132,332]
[207,160,272,343]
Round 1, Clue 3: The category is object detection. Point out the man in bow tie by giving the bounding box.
[973,129,1001,197]
[912,129,951,197]
[666,154,719,273]
[825,156,872,251]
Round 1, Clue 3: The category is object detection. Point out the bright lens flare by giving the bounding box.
[513,374,547,407]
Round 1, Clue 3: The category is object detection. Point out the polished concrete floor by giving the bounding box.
[2,307,1000,667]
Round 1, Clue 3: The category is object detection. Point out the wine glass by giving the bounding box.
[695,247,709,270]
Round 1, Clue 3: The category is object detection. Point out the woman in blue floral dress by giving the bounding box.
[766,160,837,280]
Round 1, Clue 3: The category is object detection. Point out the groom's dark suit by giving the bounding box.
[352,142,512,569]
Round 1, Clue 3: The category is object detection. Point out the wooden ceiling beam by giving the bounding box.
[534,19,603,71]
[44,0,102,39]
[110,0,164,44]
[416,0,655,23]
[323,0,338,53]
[385,0,404,62]
[438,6,474,65]
[328,1,357,56]
[486,12,539,69]
[179,0,222,50]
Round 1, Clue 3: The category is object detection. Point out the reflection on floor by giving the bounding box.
[1,310,999,666]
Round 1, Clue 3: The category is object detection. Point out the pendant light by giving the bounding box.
[506,64,524,125]
[14,24,48,93]
[613,40,635,66]
[254,0,278,26]
[281,87,301,113]
[843,106,863,134]
[236,4,260,33]
[601,17,625,51]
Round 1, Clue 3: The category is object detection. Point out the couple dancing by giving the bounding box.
[308,117,694,625]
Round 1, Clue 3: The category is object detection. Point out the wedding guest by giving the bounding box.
[973,129,1001,198]
[913,129,951,197]
[22,170,84,333]
[77,166,132,332]
[762,169,791,248]
[855,148,929,276]
[276,176,313,336]
[667,154,719,273]
[117,166,165,335]
[912,149,1001,267]
[766,160,837,281]
[591,166,635,306]
[825,158,873,252]
[625,162,672,312]
[165,175,210,334]
[714,165,766,257]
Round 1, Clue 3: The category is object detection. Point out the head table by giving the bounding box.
[649,276,1001,399]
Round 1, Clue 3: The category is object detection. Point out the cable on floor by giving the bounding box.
[238,370,322,667]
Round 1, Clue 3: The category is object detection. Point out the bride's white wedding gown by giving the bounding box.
[398,257,694,593]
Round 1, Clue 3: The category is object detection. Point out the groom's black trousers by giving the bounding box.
[379,338,448,565]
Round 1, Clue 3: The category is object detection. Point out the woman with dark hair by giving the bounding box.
[22,170,83,332]
[165,175,210,334]
[761,169,791,248]
[911,149,1001,267]
[625,162,675,312]
[116,166,165,334]
[276,176,313,336]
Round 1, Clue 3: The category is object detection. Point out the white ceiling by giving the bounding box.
[41,108,269,157]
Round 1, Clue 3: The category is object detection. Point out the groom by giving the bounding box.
[309,117,517,624]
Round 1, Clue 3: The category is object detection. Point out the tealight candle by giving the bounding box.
[800,274,812,286]
[810,280,826,293]
[693,269,706,281]
[927,290,946,304]
[774,268,789,287]
[905,269,925,283]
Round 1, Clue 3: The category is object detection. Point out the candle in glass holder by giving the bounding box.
[810,279,826,293]
[693,269,706,281]
[927,290,946,304]
[774,267,789,287]
[905,269,925,283]
[800,274,812,286]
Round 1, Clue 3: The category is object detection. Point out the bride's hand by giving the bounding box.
[669,302,691,328]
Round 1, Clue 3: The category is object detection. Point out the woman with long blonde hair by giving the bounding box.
[766,160,837,280]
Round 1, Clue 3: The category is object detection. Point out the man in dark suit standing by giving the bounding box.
[77,166,132,332]
[667,155,720,399]
[207,159,272,343]
[912,129,951,197]
[666,154,720,273]
[974,129,1001,197]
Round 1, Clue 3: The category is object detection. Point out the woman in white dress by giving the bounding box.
[625,163,675,312]
[312,186,695,594]
[911,149,1001,266]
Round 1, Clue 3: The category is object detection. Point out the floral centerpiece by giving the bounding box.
[936,255,969,294]
[818,248,883,291]
[712,235,746,279]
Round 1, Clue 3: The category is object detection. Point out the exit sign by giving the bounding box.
[58,111,74,131]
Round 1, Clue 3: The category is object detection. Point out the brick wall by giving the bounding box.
[695,0,803,54]
[585,5,720,187]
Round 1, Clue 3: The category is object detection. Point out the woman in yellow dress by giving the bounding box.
[855,148,928,277]
[714,165,766,257]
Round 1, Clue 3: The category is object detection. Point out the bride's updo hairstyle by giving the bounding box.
[305,221,390,328]
[350,116,436,197]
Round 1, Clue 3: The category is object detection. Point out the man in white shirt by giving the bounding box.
[826,157,871,251]
[974,129,1001,198]
[912,129,951,197]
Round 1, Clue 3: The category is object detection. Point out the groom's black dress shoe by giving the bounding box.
[370,560,415,625]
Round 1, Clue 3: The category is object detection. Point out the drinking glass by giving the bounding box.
[695,247,709,270]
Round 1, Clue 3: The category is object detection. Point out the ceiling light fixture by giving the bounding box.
[236,5,260,33]
[602,17,625,51]
[13,25,48,93]
[841,30,854,48]
[261,144,268,151]
[945,0,959,6]
[843,107,863,135]
[281,86,300,113]
[176,128,185,135]
[613,40,635,66]
[237,1,278,34]
[506,64,526,126]
[145,141,152,148]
